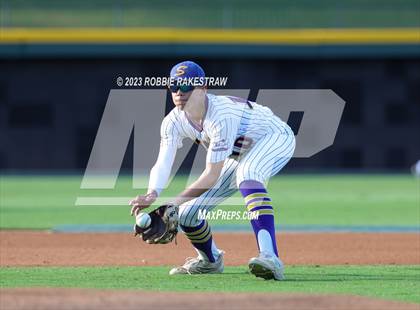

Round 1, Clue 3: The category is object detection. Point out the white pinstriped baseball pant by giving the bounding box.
[178,126,296,227]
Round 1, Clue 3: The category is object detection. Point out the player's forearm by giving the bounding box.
[146,189,158,197]
[172,171,218,206]
[147,164,168,196]
[147,144,177,195]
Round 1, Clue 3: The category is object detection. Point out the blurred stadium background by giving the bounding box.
[0,0,419,28]
[1,4,419,307]
[0,0,419,175]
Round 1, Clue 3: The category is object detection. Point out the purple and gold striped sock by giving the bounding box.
[239,180,279,257]
[180,220,216,262]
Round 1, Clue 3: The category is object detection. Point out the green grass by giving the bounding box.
[1,175,419,229]
[1,266,419,303]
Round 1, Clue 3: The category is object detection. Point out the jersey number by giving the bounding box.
[231,136,253,157]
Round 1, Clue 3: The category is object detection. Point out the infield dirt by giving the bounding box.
[1,288,419,310]
[1,231,418,266]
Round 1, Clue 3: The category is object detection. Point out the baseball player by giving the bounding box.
[129,61,295,280]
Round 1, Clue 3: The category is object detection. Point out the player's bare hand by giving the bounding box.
[129,191,157,216]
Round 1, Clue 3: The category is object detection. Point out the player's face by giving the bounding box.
[171,88,193,110]
[171,87,206,111]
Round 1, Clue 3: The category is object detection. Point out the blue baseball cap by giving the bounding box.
[170,61,205,86]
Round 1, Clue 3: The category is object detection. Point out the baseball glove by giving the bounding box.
[134,204,179,244]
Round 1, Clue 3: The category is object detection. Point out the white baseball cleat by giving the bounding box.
[248,251,285,280]
[169,251,224,275]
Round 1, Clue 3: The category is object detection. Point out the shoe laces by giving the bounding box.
[183,256,201,267]
[180,257,204,274]
[181,256,218,274]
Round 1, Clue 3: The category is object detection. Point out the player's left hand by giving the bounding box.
[133,204,179,244]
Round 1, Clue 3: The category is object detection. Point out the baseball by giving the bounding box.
[136,212,151,228]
